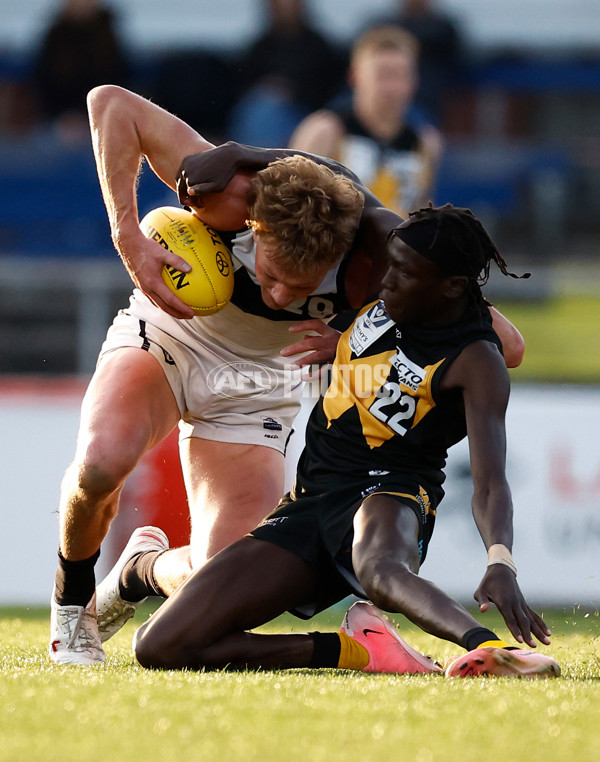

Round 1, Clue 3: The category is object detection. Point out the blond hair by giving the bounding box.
[246,155,365,272]
[351,25,420,64]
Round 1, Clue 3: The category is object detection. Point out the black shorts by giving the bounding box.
[249,472,441,618]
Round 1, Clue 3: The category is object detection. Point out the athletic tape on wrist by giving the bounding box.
[487,544,517,576]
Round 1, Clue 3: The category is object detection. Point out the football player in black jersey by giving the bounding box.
[129,204,560,679]
[50,84,526,666]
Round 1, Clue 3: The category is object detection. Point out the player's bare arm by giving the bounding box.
[177,141,292,201]
[87,84,213,318]
[176,140,365,202]
[442,341,551,647]
[487,306,525,368]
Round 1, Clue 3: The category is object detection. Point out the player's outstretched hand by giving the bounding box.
[117,232,195,319]
[281,320,341,372]
[177,142,272,203]
[474,564,551,648]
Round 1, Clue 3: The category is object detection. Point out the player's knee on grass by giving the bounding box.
[133,619,197,670]
[133,622,167,669]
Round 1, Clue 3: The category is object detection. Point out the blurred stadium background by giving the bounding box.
[1,0,599,605]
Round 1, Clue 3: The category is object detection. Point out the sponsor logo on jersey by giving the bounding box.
[349,302,393,356]
[262,416,283,431]
[391,348,426,392]
[360,482,381,499]
[256,516,288,528]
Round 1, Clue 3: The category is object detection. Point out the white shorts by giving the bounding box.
[99,305,304,454]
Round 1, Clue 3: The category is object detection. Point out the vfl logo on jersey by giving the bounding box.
[391,348,425,392]
[349,301,393,356]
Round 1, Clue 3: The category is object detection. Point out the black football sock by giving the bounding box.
[462,627,509,651]
[119,550,166,602]
[54,549,100,607]
[308,632,342,668]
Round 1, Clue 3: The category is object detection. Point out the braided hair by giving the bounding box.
[391,203,529,303]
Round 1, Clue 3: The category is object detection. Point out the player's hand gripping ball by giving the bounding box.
[140,206,234,315]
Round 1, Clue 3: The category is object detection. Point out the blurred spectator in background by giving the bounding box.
[228,0,345,147]
[30,0,130,143]
[368,0,465,127]
[290,26,443,217]
[149,51,236,144]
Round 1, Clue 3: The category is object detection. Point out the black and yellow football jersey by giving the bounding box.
[298,299,502,490]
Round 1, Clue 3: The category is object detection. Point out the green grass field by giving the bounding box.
[2,603,599,762]
[493,294,600,384]
[2,294,598,761]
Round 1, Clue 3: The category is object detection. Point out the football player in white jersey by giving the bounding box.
[49,85,524,665]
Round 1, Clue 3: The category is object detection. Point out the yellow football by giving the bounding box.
[140,206,234,315]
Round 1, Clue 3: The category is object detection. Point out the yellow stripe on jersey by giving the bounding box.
[410,357,444,428]
[322,348,396,448]
[323,320,448,450]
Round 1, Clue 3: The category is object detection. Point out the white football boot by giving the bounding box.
[96,526,169,643]
[49,590,105,665]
